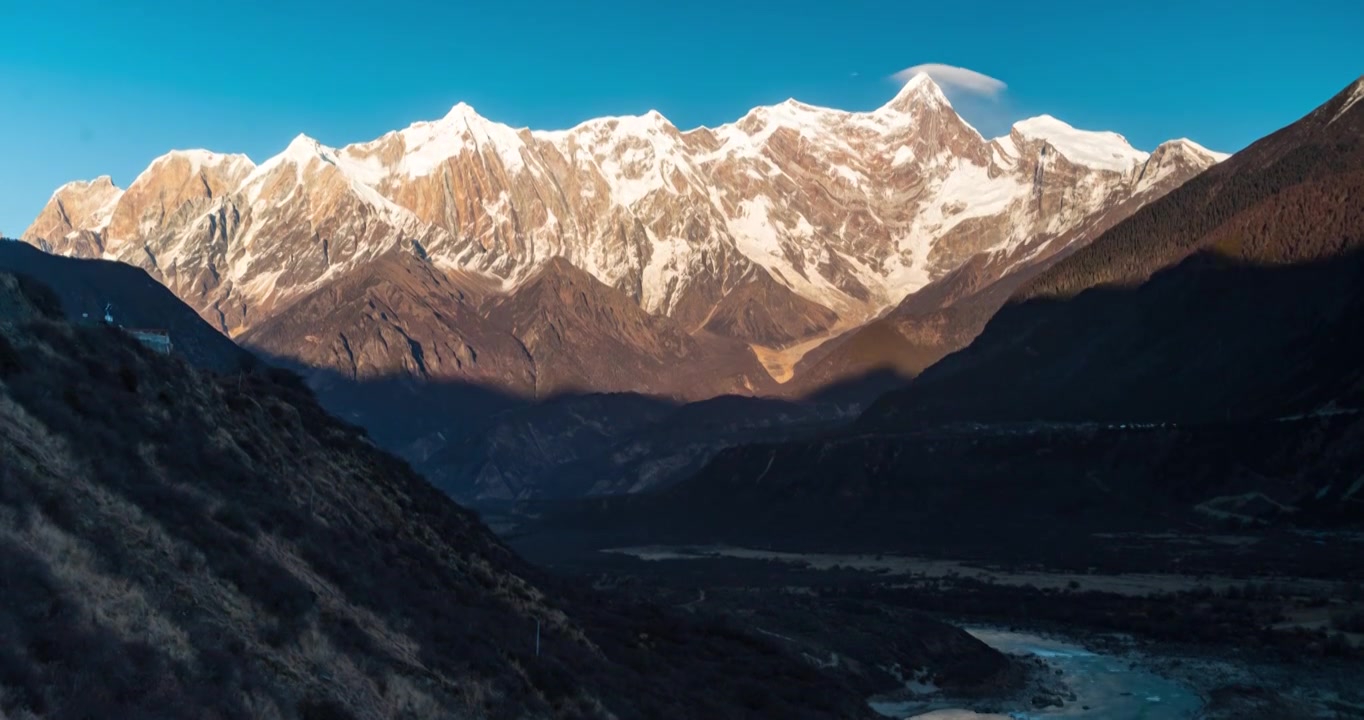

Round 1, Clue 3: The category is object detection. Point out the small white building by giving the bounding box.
[125,328,173,355]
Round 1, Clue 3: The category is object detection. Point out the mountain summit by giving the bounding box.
[880,72,954,113]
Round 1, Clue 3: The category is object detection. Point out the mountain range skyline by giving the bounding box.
[4,0,1362,235]
[19,72,1226,381]
[26,74,1229,181]
[13,73,1227,294]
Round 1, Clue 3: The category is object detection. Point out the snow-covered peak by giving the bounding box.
[778,98,818,110]
[546,109,678,139]
[384,104,532,177]
[1011,115,1148,172]
[723,98,854,148]
[898,72,941,95]
[235,133,429,238]
[433,102,531,136]
[22,174,127,240]
[879,73,951,113]
[240,134,334,195]
[162,148,254,172]
[1330,76,1364,123]
[442,101,483,123]
[42,175,124,232]
[1162,138,1231,163]
[50,175,120,198]
[747,99,825,122]
[282,133,328,160]
[128,148,255,190]
[247,134,329,175]
[609,110,676,132]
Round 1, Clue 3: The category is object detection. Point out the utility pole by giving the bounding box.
[535,619,541,658]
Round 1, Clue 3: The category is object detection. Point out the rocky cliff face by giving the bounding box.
[23,176,123,258]
[24,74,1225,398]
[783,136,1222,395]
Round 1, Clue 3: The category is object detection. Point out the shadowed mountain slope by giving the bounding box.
[526,78,1364,554]
[863,76,1364,427]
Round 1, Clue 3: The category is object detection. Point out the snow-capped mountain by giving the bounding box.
[24,73,1226,376]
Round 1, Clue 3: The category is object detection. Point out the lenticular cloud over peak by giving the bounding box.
[893,63,1007,99]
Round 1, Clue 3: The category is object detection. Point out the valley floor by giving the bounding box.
[875,626,1203,719]
[516,530,1364,719]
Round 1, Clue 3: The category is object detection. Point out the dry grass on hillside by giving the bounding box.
[0,271,873,720]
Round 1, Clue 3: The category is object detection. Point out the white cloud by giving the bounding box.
[892,63,1007,99]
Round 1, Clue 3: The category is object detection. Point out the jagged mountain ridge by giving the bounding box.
[863,75,1364,427]
[24,74,1226,357]
[782,139,1213,396]
[533,77,1364,552]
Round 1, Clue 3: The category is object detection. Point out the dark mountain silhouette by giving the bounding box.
[234,348,866,509]
[863,248,1364,426]
[424,391,851,503]
[528,410,1364,563]
[0,240,251,373]
[8,269,1023,719]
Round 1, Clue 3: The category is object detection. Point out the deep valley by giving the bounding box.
[2,20,1362,719]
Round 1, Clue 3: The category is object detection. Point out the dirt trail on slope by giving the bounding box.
[751,323,855,382]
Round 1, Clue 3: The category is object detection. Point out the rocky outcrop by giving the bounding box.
[24,176,123,258]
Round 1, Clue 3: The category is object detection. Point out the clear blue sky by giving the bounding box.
[2,0,1361,236]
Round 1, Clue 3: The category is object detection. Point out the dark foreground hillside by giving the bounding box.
[0,271,967,719]
[0,240,252,374]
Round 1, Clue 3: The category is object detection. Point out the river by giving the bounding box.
[871,627,1202,719]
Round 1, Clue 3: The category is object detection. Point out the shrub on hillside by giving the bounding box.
[13,273,63,318]
[0,333,20,377]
